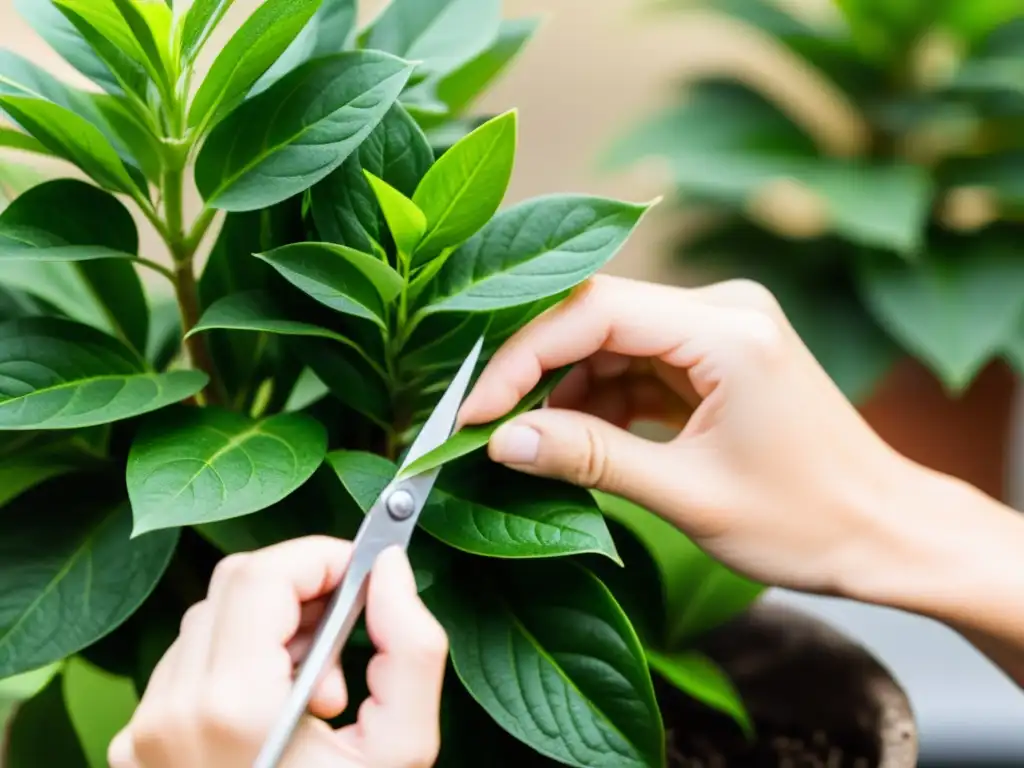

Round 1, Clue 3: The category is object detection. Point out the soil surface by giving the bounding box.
[660,679,881,767]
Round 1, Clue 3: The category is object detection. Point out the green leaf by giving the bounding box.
[110,0,174,88]
[90,94,163,183]
[857,245,1024,392]
[364,171,427,259]
[405,17,539,127]
[411,110,516,263]
[195,51,415,212]
[359,0,502,79]
[0,128,54,157]
[647,650,754,739]
[14,0,122,95]
[0,179,149,353]
[4,674,89,768]
[293,339,391,427]
[399,367,569,478]
[191,291,365,346]
[311,103,434,253]
[329,451,620,560]
[943,0,1024,42]
[188,0,322,131]
[594,492,764,646]
[127,405,327,535]
[0,96,138,195]
[0,439,94,508]
[257,242,403,327]
[428,560,665,768]
[0,491,178,678]
[62,656,139,768]
[417,195,652,315]
[179,0,237,63]
[0,317,207,430]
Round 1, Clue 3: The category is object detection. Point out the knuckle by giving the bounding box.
[209,552,249,590]
[721,278,780,313]
[731,309,787,362]
[416,617,449,662]
[570,421,610,489]
[196,690,254,743]
[178,601,208,636]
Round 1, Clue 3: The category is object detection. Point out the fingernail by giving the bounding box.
[491,423,540,465]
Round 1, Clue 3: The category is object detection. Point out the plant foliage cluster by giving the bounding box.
[0,1,762,765]
[611,0,1024,401]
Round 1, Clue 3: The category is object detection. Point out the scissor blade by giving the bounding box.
[398,335,484,473]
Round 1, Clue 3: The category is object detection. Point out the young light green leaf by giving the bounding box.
[5,674,89,768]
[358,0,502,79]
[14,0,122,95]
[398,367,569,478]
[594,492,764,646]
[311,103,434,253]
[257,242,403,327]
[127,406,328,535]
[179,0,237,63]
[417,195,653,315]
[0,96,139,196]
[195,51,414,212]
[647,650,754,740]
[62,657,139,768]
[111,0,174,80]
[0,128,54,157]
[364,171,426,259]
[330,451,620,560]
[411,110,516,263]
[0,179,149,353]
[187,0,324,131]
[0,492,178,678]
[0,317,207,430]
[428,561,665,768]
[857,244,1024,392]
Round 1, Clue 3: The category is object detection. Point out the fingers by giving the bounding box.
[338,547,446,766]
[488,407,684,512]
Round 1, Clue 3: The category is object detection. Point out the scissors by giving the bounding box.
[253,336,485,768]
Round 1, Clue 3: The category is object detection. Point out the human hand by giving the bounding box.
[458,275,927,598]
[108,537,447,768]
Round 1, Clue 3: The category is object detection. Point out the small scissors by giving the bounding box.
[253,336,485,768]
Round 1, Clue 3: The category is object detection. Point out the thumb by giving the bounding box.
[488,408,675,506]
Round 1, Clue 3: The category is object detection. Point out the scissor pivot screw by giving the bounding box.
[386,489,416,521]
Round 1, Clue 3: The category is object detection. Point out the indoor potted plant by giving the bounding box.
[607,0,1024,500]
[0,0,915,765]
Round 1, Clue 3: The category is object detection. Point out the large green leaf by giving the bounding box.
[358,0,502,79]
[647,650,753,739]
[416,195,651,315]
[428,561,665,768]
[14,0,121,95]
[311,103,434,253]
[411,110,516,263]
[0,179,149,353]
[187,0,322,131]
[62,656,139,768]
[329,451,619,560]
[0,96,138,196]
[405,17,538,128]
[195,51,414,212]
[257,242,402,327]
[857,245,1024,391]
[594,492,764,647]
[293,339,391,427]
[4,674,88,768]
[127,406,327,535]
[0,317,207,430]
[179,0,237,63]
[398,368,570,478]
[0,488,178,678]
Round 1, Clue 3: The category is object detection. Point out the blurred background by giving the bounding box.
[3,0,1024,763]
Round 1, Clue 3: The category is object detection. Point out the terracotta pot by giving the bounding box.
[662,601,917,767]
[859,358,1019,501]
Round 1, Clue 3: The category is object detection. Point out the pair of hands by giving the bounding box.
[110,276,1022,767]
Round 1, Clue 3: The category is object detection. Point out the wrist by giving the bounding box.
[839,458,1024,643]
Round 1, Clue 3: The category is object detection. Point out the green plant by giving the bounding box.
[609,0,1024,402]
[0,1,763,765]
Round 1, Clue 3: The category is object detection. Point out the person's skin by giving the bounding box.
[112,274,1024,766]
[108,539,448,768]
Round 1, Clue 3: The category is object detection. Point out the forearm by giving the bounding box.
[844,461,1024,687]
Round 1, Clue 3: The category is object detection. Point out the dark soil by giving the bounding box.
[660,678,881,767]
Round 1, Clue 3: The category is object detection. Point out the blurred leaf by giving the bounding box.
[943,151,1024,204]
[62,656,138,768]
[943,0,1024,44]
[857,243,1024,392]
[5,673,88,768]
[593,492,764,647]
[647,650,754,740]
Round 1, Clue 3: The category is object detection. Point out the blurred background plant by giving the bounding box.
[607,0,1024,404]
